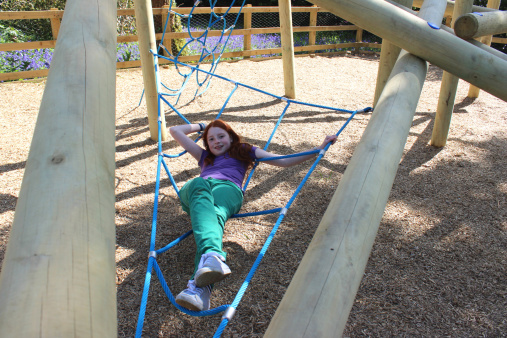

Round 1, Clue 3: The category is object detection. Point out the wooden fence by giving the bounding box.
[0,6,376,81]
[1,4,506,82]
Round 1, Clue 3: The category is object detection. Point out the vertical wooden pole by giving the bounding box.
[309,5,318,55]
[467,0,501,98]
[444,16,452,27]
[354,27,363,52]
[50,8,61,40]
[243,4,252,60]
[135,0,167,141]
[278,0,297,99]
[265,0,446,336]
[430,0,473,148]
[161,4,172,56]
[373,0,413,107]
[0,0,117,336]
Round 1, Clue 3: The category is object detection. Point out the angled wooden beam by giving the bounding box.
[265,0,447,336]
[306,0,507,101]
[0,0,117,336]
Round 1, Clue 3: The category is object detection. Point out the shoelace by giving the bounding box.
[186,281,201,295]
[186,280,209,295]
[197,252,223,270]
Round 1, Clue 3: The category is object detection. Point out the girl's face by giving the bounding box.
[206,126,232,156]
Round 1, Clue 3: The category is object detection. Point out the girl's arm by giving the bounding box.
[255,135,337,167]
[169,123,205,161]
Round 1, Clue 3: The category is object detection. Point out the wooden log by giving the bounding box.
[135,0,167,141]
[430,0,474,148]
[467,0,502,98]
[454,10,507,40]
[265,0,446,336]
[466,35,507,62]
[278,0,297,99]
[0,0,117,336]
[304,0,507,101]
[412,0,497,17]
[373,0,413,107]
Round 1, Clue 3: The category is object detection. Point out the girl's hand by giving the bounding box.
[169,124,204,161]
[317,135,337,150]
[256,134,338,167]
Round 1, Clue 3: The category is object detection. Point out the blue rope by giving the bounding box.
[152,259,230,316]
[231,208,282,218]
[135,258,154,338]
[156,230,193,255]
[155,54,367,116]
[135,73,371,336]
[136,104,370,335]
[212,125,351,337]
[133,5,373,334]
[156,0,246,103]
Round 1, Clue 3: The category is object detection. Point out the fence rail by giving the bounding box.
[0,6,374,81]
[1,5,505,82]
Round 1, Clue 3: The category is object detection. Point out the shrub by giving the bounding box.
[0,0,66,41]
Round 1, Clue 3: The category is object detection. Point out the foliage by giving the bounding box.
[0,0,504,77]
[117,0,137,36]
[117,42,140,62]
[0,49,53,73]
[0,23,30,43]
[474,0,506,10]
[0,0,66,41]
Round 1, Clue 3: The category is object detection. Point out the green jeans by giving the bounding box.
[179,177,243,277]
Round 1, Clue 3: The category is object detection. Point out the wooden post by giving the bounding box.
[0,0,117,336]
[467,0,501,99]
[373,0,413,107]
[430,0,473,148]
[265,0,446,336]
[454,10,507,40]
[309,5,319,51]
[135,0,167,141]
[354,28,363,52]
[444,16,452,27]
[50,8,61,40]
[243,4,252,60]
[301,0,507,101]
[161,5,172,56]
[278,0,297,99]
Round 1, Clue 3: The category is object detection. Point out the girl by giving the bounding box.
[169,119,337,311]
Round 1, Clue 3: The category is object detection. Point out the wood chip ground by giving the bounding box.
[0,54,506,337]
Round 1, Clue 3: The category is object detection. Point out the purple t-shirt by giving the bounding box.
[198,146,258,189]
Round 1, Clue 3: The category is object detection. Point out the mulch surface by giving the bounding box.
[1,54,506,337]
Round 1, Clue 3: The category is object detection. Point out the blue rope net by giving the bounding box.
[138,0,247,107]
[134,3,373,336]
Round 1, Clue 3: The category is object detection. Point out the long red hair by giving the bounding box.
[202,119,255,169]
